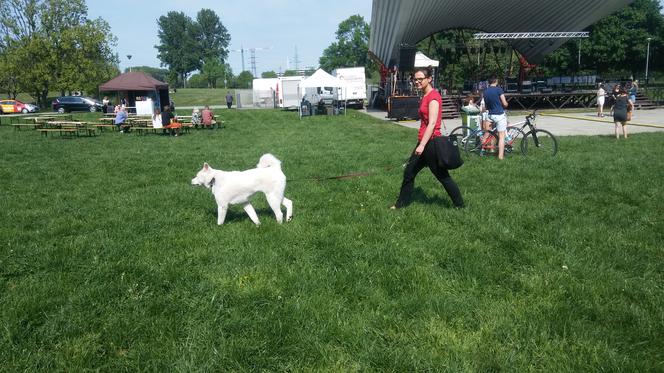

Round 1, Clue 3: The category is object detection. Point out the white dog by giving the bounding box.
[191,153,293,225]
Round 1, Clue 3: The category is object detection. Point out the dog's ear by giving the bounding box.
[204,162,209,171]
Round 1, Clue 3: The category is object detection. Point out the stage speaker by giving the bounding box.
[398,46,417,71]
[389,96,420,120]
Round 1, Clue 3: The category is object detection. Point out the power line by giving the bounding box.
[230,46,272,76]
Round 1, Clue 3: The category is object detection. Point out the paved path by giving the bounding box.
[363,108,664,136]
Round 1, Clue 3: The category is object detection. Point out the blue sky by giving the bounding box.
[87,0,663,75]
[87,0,372,76]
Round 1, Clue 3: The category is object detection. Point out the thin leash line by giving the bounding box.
[287,161,410,182]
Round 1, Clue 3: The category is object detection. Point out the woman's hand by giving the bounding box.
[415,143,425,155]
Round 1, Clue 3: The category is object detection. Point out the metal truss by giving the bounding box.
[473,32,589,39]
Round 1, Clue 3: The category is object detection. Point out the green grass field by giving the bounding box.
[1,110,663,371]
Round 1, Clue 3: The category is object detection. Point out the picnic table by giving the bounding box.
[39,121,96,137]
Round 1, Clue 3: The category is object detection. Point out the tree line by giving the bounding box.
[0,0,118,107]
[1,0,662,107]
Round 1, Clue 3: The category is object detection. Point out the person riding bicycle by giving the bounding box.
[483,75,509,160]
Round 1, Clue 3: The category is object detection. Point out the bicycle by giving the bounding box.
[449,110,558,158]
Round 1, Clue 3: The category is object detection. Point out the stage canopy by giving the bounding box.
[369,0,634,67]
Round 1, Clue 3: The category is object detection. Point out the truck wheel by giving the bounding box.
[58,107,65,113]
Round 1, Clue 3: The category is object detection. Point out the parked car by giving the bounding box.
[0,99,39,114]
[51,96,103,113]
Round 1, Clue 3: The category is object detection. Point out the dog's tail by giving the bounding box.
[257,153,282,169]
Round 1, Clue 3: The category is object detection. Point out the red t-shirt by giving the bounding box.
[418,89,442,142]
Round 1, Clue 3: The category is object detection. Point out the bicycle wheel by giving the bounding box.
[448,125,473,150]
[465,131,498,157]
[504,126,526,157]
[521,129,558,158]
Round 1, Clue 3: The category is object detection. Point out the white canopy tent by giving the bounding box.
[298,69,347,118]
[414,51,439,67]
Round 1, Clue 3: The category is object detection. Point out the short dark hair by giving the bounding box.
[414,66,433,78]
[489,75,498,84]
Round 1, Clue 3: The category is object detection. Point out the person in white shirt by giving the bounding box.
[597,84,606,117]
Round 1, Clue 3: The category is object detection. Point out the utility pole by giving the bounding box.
[646,37,652,86]
[231,46,271,76]
[293,46,301,72]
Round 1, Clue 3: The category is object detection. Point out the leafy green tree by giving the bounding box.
[156,11,201,88]
[129,66,170,82]
[543,0,664,78]
[196,9,230,62]
[235,70,253,88]
[200,58,230,88]
[0,0,118,106]
[262,71,278,78]
[283,70,300,76]
[187,73,207,88]
[156,9,230,88]
[319,15,374,76]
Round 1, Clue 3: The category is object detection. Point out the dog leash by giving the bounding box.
[288,162,409,182]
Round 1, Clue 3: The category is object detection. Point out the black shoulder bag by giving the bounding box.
[433,135,463,170]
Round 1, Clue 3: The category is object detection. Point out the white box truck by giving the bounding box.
[252,78,279,108]
[277,76,305,110]
[333,67,366,109]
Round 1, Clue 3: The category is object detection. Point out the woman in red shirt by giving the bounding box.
[392,67,464,209]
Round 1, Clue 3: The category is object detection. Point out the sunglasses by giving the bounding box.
[414,77,428,82]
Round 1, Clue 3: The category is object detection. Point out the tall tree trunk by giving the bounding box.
[460,30,473,67]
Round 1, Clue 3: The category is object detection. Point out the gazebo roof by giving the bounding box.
[369,0,634,66]
[99,72,168,91]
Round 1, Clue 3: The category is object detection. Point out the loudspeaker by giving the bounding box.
[389,96,420,120]
[398,47,417,71]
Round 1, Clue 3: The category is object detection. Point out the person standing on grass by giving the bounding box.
[483,75,509,160]
[596,83,606,117]
[391,66,464,210]
[613,87,633,139]
[225,92,233,109]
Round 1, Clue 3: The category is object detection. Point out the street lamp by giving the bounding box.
[127,55,132,72]
[645,38,651,86]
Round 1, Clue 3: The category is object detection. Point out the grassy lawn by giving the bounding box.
[1,109,662,371]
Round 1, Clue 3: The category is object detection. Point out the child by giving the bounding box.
[192,107,202,128]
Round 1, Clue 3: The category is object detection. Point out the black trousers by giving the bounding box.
[395,141,464,208]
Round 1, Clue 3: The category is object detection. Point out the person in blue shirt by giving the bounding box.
[483,75,509,159]
[629,80,638,106]
[114,106,128,133]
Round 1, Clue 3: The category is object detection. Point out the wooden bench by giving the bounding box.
[12,123,40,131]
[92,124,117,131]
[77,127,98,137]
[38,128,79,137]
[133,126,159,135]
